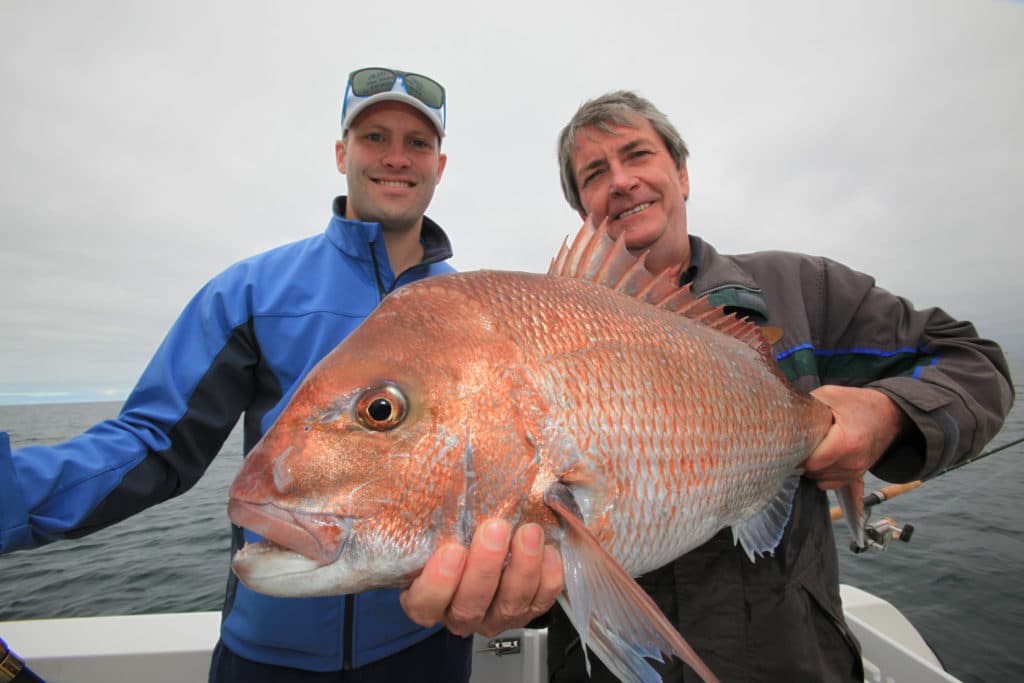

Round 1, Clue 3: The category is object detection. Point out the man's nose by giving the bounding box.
[608,163,638,194]
[382,142,411,168]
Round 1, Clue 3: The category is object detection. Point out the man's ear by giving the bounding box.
[434,152,448,185]
[679,164,689,201]
[335,140,347,174]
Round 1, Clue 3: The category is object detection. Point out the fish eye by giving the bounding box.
[355,384,407,431]
[368,398,391,421]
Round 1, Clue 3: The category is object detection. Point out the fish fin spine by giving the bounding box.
[552,218,780,361]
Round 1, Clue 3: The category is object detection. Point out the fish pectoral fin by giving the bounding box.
[544,483,719,683]
[835,479,867,550]
[732,472,801,562]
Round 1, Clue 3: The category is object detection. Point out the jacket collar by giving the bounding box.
[325,196,454,268]
[688,235,770,321]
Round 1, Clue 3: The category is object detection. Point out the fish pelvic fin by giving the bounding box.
[550,218,781,368]
[544,483,720,683]
[836,479,867,550]
[732,472,802,562]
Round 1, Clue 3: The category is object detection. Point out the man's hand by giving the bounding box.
[803,385,911,490]
[399,519,564,637]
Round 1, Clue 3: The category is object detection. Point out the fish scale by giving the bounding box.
[530,309,814,570]
[226,219,857,683]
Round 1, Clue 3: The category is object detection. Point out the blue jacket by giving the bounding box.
[0,196,456,671]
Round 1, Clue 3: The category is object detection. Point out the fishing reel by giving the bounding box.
[832,482,919,554]
[836,437,1024,554]
[851,516,914,553]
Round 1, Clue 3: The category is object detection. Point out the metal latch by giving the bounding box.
[478,637,522,656]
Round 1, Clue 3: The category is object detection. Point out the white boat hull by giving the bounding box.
[0,585,958,682]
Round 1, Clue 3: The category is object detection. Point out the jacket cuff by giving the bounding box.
[869,379,960,482]
[0,432,32,553]
[870,425,927,483]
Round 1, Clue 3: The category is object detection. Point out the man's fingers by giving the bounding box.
[399,543,467,627]
[445,519,512,635]
[477,524,544,635]
[400,519,565,638]
[535,544,564,611]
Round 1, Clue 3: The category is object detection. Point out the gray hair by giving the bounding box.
[557,90,689,213]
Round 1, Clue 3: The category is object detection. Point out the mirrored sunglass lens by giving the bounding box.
[402,75,445,108]
[350,69,398,97]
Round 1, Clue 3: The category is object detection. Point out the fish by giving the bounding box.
[227,218,866,683]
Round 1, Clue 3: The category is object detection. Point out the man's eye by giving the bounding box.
[366,133,384,142]
[582,169,603,187]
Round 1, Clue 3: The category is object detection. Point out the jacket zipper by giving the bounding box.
[370,239,442,299]
[343,594,354,669]
[369,242,390,299]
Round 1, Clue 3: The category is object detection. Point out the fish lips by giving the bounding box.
[227,499,349,567]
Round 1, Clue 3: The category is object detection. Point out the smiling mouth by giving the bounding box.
[615,202,652,220]
[374,179,415,188]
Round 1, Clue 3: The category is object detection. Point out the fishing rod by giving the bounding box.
[830,435,1024,552]
[932,434,1024,476]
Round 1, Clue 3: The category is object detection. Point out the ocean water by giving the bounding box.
[0,364,1021,683]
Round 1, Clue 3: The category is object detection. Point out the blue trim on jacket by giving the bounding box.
[1,197,455,671]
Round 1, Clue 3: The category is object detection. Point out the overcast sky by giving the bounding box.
[2,0,1021,405]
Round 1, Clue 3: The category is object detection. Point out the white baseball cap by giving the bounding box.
[340,67,446,139]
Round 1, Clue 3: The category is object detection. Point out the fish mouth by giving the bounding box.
[227,499,348,566]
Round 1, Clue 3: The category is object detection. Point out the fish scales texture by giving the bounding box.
[481,270,829,576]
[361,273,558,531]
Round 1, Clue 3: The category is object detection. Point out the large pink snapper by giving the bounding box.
[227,220,865,683]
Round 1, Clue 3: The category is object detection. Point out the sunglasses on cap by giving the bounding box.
[341,67,446,135]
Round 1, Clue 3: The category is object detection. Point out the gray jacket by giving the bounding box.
[547,236,1014,682]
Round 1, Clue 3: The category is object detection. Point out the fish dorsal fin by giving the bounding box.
[544,483,720,683]
[550,218,778,363]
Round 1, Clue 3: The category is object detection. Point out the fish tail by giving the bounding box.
[546,484,720,683]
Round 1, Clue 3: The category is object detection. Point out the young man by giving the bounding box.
[402,90,1014,681]
[1,66,477,683]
